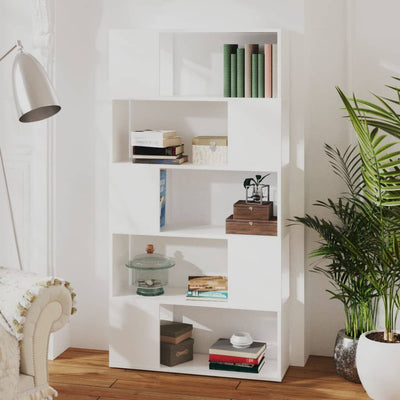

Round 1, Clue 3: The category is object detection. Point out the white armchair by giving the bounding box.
[0,268,76,400]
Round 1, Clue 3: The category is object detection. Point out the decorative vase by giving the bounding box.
[333,329,360,383]
[357,330,400,400]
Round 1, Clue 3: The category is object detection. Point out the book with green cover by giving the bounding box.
[230,53,237,97]
[209,357,265,373]
[186,290,228,300]
[236,48,244,97]
[251,53,258,98]
[245,44,258,97]
[257,53,264,98]
[224,44,238,97]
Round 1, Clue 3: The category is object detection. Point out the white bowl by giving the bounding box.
[230,332,253,348]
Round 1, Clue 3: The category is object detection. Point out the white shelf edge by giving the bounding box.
[112,28,282,34]
[111,287,281,313]
[112,96,281,103]
[160,224,227,239]
[111,161,279,173]
[111,226,280,241]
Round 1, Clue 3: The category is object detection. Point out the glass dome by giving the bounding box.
[125,244,175,296]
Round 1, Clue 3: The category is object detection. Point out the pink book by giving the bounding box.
[264,44,272,98]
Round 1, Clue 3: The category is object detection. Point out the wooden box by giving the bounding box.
[160,338,194,366]
[160,320,193,344]
[225,215,277,236]
[233,200,273,221]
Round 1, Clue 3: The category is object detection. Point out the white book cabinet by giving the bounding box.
[109,29,291,381]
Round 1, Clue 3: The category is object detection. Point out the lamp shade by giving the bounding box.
[12,50,61,123]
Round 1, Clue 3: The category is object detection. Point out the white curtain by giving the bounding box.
[31,0,54,74]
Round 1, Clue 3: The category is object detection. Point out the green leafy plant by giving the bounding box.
[337,81,400,341]
[293,145,378,339]
[243,174,269,189]
[243,174,270,203]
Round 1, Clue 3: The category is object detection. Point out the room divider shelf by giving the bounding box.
[109,28,291,382]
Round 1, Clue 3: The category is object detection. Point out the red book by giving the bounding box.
[209,351,265,365]
[264,44,272,98]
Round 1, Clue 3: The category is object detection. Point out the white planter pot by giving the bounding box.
[357,330,400,400]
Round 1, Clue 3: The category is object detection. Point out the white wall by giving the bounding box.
[54,0,399,359]
[304,0,349,356]
[54,0,309,360]
[348,0,400,98]
[0,1,50,275]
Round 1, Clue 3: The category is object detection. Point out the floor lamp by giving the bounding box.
[0,40,61,271]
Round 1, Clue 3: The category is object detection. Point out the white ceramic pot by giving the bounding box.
[357,330,400,400]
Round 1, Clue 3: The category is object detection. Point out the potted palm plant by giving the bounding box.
[337,80,400,399]
[293,144,378,383]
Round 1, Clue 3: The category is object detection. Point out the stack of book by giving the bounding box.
[130,129,188,165]
[160,320,194,366]
[186,276,228,301]
[209,338,266,373]
[223,43,277,98]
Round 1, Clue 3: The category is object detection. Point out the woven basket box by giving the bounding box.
[192,136,227,165]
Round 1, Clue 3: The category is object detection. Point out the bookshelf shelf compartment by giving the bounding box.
[110,296,282,380]
[164,169,278,235]
[112,98,281,171]
[158,304,279,379]
[110,30,280,98]
[159,353,280,382]
[112,234,228,299]
[109,28,292,382]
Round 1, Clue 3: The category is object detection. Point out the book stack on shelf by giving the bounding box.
[224,43,277,98]
[186,276,228,301]
[209,338,266,373]
[130,129,188,164]
[160,320,194,366]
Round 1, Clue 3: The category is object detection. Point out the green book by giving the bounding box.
[258,53,264,98]
[186,290,228,300]
[230,53,237,97]
[237,48,244,97]
[251,53,258,98]
[224,44,238,97]
[209,358,265,373]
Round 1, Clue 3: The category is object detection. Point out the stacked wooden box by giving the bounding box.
[225,200,277,236]
[160,320,194,366]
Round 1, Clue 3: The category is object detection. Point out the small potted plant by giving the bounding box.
[243,174,270,204]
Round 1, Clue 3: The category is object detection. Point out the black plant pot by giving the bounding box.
[333,329,360,383]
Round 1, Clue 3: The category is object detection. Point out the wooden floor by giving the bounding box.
[48,348,370,400]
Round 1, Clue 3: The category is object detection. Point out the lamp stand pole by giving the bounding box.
[0,148,23,271]
[0,44,17,62]
[0,43,24,271]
